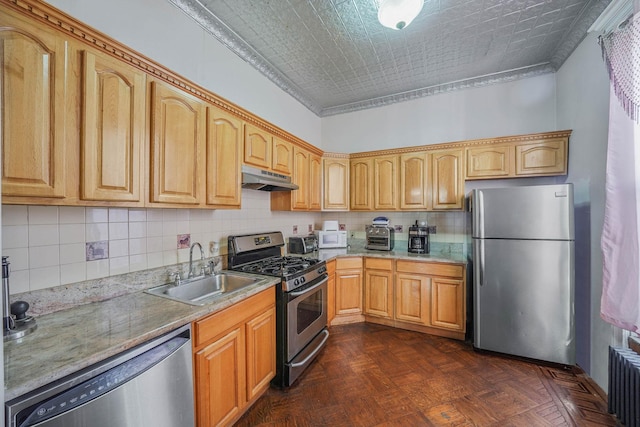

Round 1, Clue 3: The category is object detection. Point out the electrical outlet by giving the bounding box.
[427,225,437,234]
[293,225,298,234]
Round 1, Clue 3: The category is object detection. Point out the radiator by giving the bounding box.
[609,346,640,427]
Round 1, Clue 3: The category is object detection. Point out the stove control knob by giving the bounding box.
[319,266,327,275]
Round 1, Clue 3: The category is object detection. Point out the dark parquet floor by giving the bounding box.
[235,323,618,426]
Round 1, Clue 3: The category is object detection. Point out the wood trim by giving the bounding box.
[322,152,351,159]
[364,316,465,340]
[0,0,322,156]
[349,130,572,158]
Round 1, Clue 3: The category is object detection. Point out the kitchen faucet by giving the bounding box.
[188,242,204,278]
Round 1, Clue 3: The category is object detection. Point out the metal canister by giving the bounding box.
[2,256,13,330]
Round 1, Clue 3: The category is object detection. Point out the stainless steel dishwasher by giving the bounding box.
[5,324,194,427]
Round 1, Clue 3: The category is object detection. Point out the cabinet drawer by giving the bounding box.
[194,287,274,348]
[336,257,362,270]
[365,257,393,270]
[396,260,464,278]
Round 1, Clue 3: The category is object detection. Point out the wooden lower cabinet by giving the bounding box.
[193,287,275,427]
[395,273,430,325]
[431,277,465,331]
[326,260,336,325]
[363,258,394,319]
[330,256,466,341]
[333,257,364,324]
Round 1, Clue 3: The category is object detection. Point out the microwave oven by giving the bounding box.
[315,230,347,248]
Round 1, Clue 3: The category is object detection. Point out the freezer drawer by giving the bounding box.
[473,238,575,365]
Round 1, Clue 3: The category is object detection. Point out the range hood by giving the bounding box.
[241,165,299,191]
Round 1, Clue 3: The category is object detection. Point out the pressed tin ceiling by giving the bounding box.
[167,0,611,117]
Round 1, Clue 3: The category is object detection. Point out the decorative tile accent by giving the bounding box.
[86,241,109,261]
[177,234,191,249]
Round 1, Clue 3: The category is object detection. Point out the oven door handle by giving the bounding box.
[288,276,328,298]
[289,329,330,368]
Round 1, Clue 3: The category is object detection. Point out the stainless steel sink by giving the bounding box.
[145,272,264,306]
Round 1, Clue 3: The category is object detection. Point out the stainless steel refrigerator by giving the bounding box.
[470,184,575,365]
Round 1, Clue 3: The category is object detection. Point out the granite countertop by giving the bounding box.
[3,274,279,402]
[4,243,466,402]
[296,239,469,264]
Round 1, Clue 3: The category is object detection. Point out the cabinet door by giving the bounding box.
[431,277,464,331]
[395,273,430,325]
[245,307,276,401]
[195,327,246,427]
[327,260,336,325]
[81,50,145,203]
[244,123,271,169]
[309,154,322,211]
[374,156,398,210]
[515,139,567,176]
[0,18,68,198]
[292,147,310,210]
[364,268,394,318]
[323,158,349,211]
[272,137,293,175]
[465,145,512,179]
[335,269,363,315]
[350,158,373,210]
[400,152,429,210]
[150,81,204,205]
[431,149,464,210]
[207,106,242,207]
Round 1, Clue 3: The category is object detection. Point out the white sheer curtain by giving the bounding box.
[600,15,640,333]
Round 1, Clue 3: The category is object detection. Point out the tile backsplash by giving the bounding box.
[2,190,469,295]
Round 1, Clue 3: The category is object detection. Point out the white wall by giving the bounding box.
[321,74,557,152]
[44,0,322,148]
[557,32,612,390]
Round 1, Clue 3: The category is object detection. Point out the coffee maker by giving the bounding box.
[408,221,430,253]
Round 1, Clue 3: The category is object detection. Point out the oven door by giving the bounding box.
[286,275,328,361]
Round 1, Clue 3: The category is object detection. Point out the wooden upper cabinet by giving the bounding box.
[292,147,310,210]
[81,50,145,204]
[272,138,293,176]
[309,154,322,211]
[374,156,398,210]
[244,123,272,169]
[400,152,430,210]
[323,157,349,211]
[271,146,322,211]
[206,106,242,208]
[350,158,373,210]
[466,134,569,180]
[431,149,464,210]
[149,81,205,205]
[515,138,567,176]
[465,145,512,179]
[0,15,68,199]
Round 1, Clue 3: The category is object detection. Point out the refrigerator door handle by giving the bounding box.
[478,240,485,286]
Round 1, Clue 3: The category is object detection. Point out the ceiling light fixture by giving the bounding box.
[377,0,424,30]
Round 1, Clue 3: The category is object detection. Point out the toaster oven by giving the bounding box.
[288,235,318,254]
[365,225,395,251]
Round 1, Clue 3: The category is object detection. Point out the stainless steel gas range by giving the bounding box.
[228,232,329,388]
